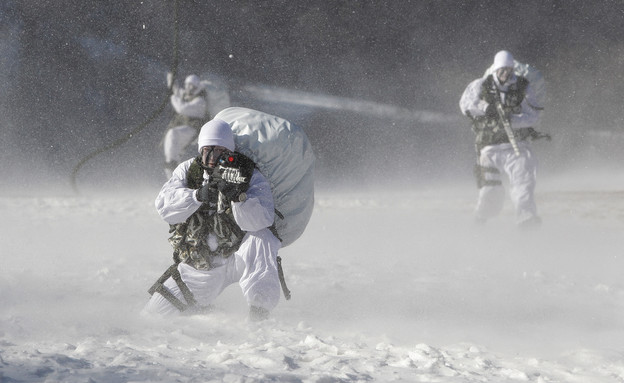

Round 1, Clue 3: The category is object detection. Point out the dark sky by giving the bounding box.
[2,0,624,186]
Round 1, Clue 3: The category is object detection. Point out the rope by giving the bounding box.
[70,0,180,193]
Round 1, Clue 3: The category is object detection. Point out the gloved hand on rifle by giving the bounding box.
[528,128,552,141]
[166,71,174,89]
[195,182,218,204]
[213,152,255,202]
[485,103,498,119]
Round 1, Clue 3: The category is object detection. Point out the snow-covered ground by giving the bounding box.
[1,169,624,382]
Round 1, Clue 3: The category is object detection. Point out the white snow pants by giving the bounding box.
[475,142,538,224]
[163,125,197,164]
[143,228,282,316]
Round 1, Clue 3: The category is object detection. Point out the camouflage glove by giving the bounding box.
[485,103,498,119]
[195,183,218,204]
[528,128,552,141]
[216,180,246,202]
[214,152,255,202]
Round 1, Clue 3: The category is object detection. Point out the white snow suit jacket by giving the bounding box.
[459,74,540,131]
[155,158,275,233]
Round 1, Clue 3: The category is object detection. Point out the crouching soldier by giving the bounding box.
[143,118,282,321]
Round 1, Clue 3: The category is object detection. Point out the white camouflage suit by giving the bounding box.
[143,155,282,317]
[459,51,542,226]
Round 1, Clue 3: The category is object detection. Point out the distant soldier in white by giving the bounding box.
[144,118,283,321]
[163,74,210,178]
[459,50,550,228]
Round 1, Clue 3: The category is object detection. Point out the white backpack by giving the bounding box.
[214,107,315,247]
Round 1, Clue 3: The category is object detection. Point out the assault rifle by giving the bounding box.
[494,98,521,156]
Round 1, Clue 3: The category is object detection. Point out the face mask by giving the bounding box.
[201,146,229,169]
[496,67,514,84]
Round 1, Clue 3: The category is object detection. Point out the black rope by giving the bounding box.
[70,0,180,193]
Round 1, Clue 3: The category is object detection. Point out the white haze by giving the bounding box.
[2,1,624,380]
[1,160,624,382]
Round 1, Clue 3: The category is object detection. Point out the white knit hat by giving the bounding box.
[492,50,515,71]
[197,118,235,152]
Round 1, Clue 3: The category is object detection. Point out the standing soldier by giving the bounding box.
[163,74,210,178]
[459,50,550,228]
